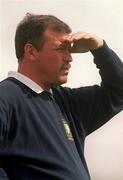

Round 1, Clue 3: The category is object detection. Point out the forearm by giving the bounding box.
[84,42,123,134]
[91,41,123,93]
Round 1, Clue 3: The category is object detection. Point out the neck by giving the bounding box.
[18,64,51,91]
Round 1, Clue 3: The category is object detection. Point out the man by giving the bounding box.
[0,13,123,180]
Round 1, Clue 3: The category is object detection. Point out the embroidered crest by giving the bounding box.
[62,120,74,141]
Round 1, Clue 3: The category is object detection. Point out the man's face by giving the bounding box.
[36,28,73,88]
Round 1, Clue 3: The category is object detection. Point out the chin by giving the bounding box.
[59,77,68,85]
[51,75,68,87]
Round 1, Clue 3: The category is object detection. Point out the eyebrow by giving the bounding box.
[58,41,71,49]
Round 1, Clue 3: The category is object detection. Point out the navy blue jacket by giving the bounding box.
[0,43,123,179]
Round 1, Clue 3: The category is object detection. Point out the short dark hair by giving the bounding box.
[15,13,72,61]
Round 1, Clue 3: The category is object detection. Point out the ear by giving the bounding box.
[24,43,38,61]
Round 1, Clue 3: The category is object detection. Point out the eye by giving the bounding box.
[57,46,71,52]
[56,47,66,51]
[55,44,71,52]
[59,48,65,51]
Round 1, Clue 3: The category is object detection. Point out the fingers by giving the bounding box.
[64,32,79,42]
[64,32,103,51]
[65,32,90,42]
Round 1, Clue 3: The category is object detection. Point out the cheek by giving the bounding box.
[38,55,61,75]
[38,49,63,71]
[45,55,62,69]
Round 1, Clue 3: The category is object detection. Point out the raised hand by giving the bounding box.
[64,32,104,53]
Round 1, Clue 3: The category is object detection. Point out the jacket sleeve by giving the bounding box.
[0,168,9,179]
[86,42,123,134]
[0,97,10,179]
[65,42,123,135]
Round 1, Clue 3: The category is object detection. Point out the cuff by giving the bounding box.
[90,41,112,59]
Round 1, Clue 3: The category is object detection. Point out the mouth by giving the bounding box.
[61,64,71,74]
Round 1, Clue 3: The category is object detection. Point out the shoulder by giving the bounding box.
[0,78,19,94]
[0,78,25,103]
[53,85,100,100]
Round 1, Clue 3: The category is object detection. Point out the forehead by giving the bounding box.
[44,29,68,46]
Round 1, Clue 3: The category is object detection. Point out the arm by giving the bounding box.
[0,95,10,179]
[63,33,123,135]
[87,42,123,134]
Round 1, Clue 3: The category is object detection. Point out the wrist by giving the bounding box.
[90,41,111,59]
[97,39,104,49]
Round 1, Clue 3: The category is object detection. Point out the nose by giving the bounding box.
[63,52,73,62]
